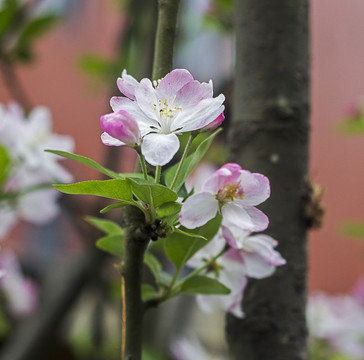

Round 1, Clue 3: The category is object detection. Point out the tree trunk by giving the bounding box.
[226,1,310,359]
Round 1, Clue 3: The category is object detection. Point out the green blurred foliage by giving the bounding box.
[203,0,233,33]
[341,221,364,241]
[0,0,61,63]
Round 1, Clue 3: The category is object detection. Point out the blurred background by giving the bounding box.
[0,0,363,359]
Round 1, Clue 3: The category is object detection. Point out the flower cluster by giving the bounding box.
[100,69,225,166]
[181,163,285,317]
[97,69,285,318]
[0,103,74,239]
[307,276,364,360]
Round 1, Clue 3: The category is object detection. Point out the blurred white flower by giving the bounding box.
[171,336,226,360]
[307,292,364,359]
[0,102,74,239]
[0,251,38,317]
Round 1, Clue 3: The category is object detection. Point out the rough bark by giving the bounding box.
[226,1,310,360]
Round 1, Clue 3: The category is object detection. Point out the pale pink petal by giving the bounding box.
[174,80,213,108]
[221,202,255,230]
[141,132,180,166]
[244,206,269,232]
[203,167,233,194]
[243,235,286,266]
[117,69,139,100]
[179,192,218,229]
[221,225,250,249]
[157,69,194,98]
[101,132,125,146]
[171,95,225,132]
[187,233,225,268]
[242,252,276,279]
[134,79,161,122]
[236,171,270,206]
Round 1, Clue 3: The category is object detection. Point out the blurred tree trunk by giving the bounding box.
[226,1,310,360]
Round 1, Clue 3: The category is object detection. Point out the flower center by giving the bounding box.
[152,96,182,134]
[216,183,243,203]
[205,259,223,278]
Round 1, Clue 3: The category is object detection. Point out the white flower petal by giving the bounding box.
[141,132,180,166]
[101,132,125,146]
[242,252,276,279]
[221,202,255,230]
[179,192,218,229]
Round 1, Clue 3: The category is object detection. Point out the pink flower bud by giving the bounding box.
[202,112,225,131]
[100,110,141,147]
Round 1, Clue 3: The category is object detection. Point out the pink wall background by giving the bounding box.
[0,0,363,293]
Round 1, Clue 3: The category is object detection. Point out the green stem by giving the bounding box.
[154,165,161,183]
[121,206,150,360]
[138,152,148,180]
[152,0,181,80]
[170,133,194,190]
[160,246,229,303]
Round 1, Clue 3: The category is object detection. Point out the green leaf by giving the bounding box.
[96,234,124,257]
[85,216,123,235]
[172,227,207,240]
[18,14,60,43]
[164,214,222,270]
[144,252,162,282]
[341,221,364,240]
[127,178,178,208]
[0,0,19,36]
[100,201,130,214]
[179,275,230,295]
[157,202,182,218]
[45,150,122,179]
[164,129,222,192]
[53,179,133,201]
[141,284,157,302]
[0,145,10,186]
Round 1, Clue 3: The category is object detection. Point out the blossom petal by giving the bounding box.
[157,69,194,98]
[174,80,213,108]
[242,252,276,279]
[171,95,225,132]
[101,132,125,146]
[141,132,180,166]
[237,171,270,206]
[203,167,233,194]
[134,79,161,122]
[243,235,286,266]
[221,202,255,230]
[179,192,218,229]
[117,69,139,100]
[244,206,269,232]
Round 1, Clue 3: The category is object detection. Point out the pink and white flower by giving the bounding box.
[188,235,247,318]
[108,69,225,166]
[100,109,141,147]
[222,226,286,278]
[179,163,270,231]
